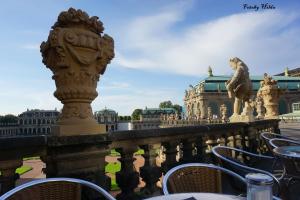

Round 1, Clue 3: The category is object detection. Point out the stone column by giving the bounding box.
[40,8,114,136]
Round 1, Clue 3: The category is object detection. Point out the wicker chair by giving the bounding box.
[261,132,297,153]
[162,163,247,196]
[0,178,115,200]
[269,138,300,149]
[212,146,282,197]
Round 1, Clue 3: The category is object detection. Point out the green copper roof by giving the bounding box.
[142,108,176,115]
[195,75,300,92]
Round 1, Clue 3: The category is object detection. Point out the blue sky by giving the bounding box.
[0,0,299,115]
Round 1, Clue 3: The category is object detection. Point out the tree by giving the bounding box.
[131,109,142,120]
[159,101,183,114]
[0,114,18,124]
[173,104,183,114]
[159,101,173,109]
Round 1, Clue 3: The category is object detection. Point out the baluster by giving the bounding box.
[180,139,195,163]
[217,136,226,146]
[140,144,162,197]
[194,137,205,162]
[115,145,140,200]
[0,159,22,195]
[235,134,242,149]
[227,134,236,148]
[245,126,258,154]
[205,136,217,163]
[161,141,178,173]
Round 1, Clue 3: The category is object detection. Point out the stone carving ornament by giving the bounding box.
[40,8,114,135]
[257,74,282,119]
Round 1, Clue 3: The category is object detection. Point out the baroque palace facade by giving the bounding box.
[184,67,300,119]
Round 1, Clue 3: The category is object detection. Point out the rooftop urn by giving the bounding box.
[40,8,114,136]
[257,74,282,119]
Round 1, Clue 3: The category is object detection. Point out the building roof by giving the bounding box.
[276,67,300,76]
[94,108,117,114]
[194,75,300,92]
[142,108,176,115]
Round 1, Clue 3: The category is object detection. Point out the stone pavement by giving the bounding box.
[279,122,300,139]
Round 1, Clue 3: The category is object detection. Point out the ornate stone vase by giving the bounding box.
[40,8,114,136]
[258,75,282,119]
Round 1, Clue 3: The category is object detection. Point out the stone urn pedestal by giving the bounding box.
[40,8,114,136]
[229,105,255,122]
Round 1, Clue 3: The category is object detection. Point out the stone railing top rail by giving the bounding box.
[0,119,279,157]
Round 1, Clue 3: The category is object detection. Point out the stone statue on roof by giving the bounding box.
[225,57,253,122]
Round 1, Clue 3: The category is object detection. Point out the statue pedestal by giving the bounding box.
[230,114,255,122]
[52,119,106,136]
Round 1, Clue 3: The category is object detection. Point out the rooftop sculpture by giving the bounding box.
[225,57,254,122]
[40,8,114,135]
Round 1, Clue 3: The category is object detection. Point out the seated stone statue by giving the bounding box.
[225,57,252,118]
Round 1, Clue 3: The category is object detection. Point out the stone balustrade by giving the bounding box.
[0,119,280,199]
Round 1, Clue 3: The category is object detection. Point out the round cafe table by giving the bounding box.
[144,193,245,200]
[273,146,300,159]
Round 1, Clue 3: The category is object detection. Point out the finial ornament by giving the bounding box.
[208,66,213,77]
[284,67,289,77]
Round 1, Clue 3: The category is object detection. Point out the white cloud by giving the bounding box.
[20,44,40,50]
[115,7,300,76]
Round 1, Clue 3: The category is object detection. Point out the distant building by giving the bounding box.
[131,108,176,130]
[18,109,60,135]
[0,122,19,137]
[276,67,300,77]
[94,108,118,132]
[0,115,19,137]
[280,102,300,121]
[184,67,300,119]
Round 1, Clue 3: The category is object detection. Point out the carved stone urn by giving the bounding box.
[40,8,114,136]
[257,74,282,119]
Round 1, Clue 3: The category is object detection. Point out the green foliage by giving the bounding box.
[173,104,183,114]
[131,109,142,120]
[159,101,183,114]
[118,115,132,121]
[105,162,121,173]
[159,100,172,109]
[0,114,18,124]
[16,166,32,175]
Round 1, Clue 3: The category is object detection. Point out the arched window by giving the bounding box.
[47,127,50,134]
